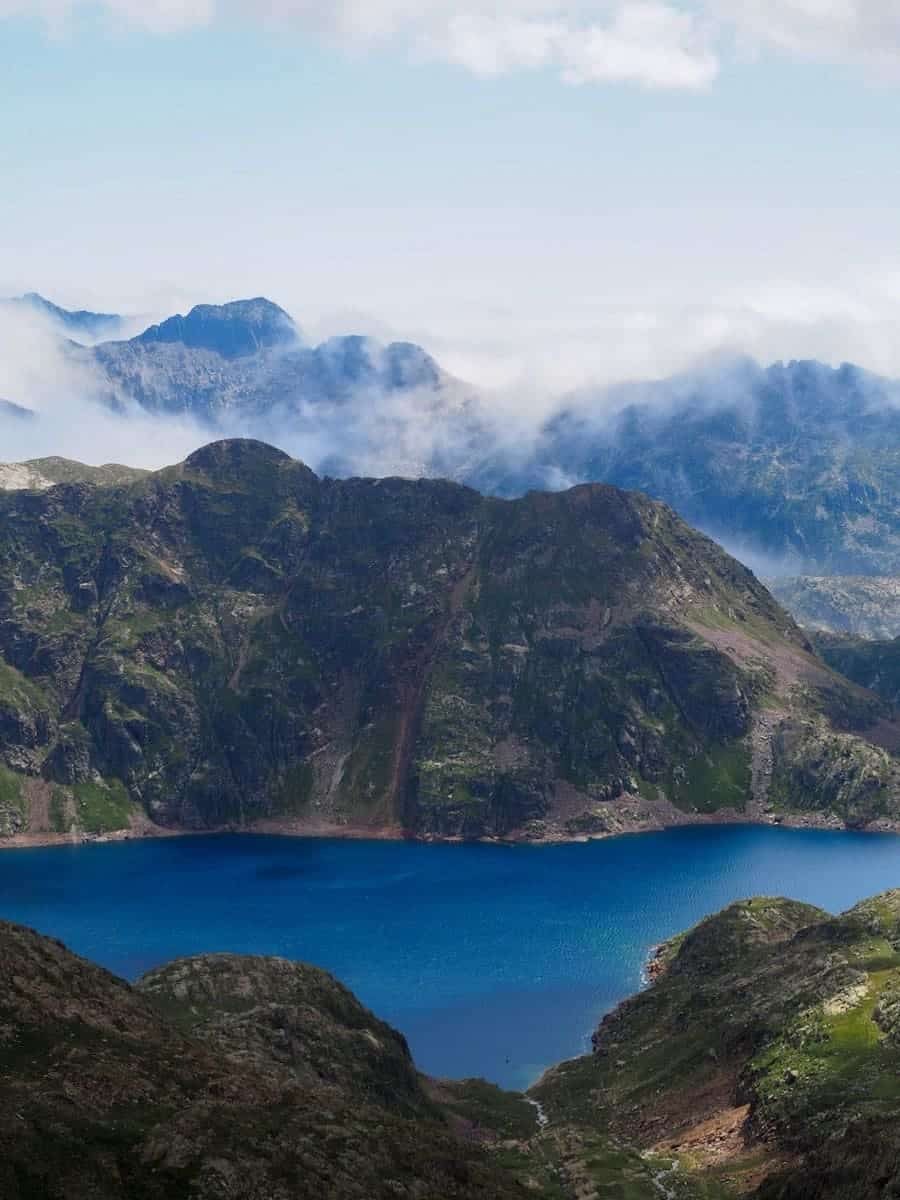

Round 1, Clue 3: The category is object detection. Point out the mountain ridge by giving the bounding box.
[473,356,900,575]
[12,291,900,575]
[0,438,897,850]
[6,291,124,340]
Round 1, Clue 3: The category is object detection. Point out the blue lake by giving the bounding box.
[2,826,900,1089]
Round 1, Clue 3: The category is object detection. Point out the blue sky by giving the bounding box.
[4,2,900,388]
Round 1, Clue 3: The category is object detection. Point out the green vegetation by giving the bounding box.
[672,742,751,814]
[48,787,69,833]
[0,764,26,835]
[0,437,897,844]
[0,763,24,810]
[533,891,900,1199]
[72,778,133,833]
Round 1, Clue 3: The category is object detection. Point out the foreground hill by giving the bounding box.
[0,438,897,847]
[8,892,900,1198]
[534,889,900,1198]
[0,921,554,1199]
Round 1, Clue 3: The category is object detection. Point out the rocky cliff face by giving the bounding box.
[0,438,896,845]
[812,631,900,707]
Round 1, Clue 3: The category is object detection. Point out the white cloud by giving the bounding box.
[711,0,900,74]
[0,306,212,468]
[405,4,718,89]
[10,0,900,85]
[2,0,718,89]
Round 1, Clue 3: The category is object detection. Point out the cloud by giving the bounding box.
[711,0,900,75]
[404,4,718,89]
[9,0,900,84]
[11,0,900,83]
[0,306,212,469]
[0,0,719,89]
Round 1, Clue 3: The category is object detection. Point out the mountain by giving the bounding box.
[0,438,897,847]
[8,291,124,340]
[134,296,298,358]
[0,398,34,421]
[473,358,900,576]
[0,920,555,1200]
[768,576,900,640]
[83,298,481,478]
[0,456,148,492]
[14,294,900,574]
[533,888,900,1199]
[812,632,900,707]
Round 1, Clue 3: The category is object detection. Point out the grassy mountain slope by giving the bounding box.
[0,438,897,846]
[533,890,900,1198]
[0,456,148,492]
[9,894,900,1199]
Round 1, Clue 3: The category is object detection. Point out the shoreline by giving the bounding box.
[3,806,899,854]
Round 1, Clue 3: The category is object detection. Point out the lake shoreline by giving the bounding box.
[2,804,897,853]
[5,824,900,1090]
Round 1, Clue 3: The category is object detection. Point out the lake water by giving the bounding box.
[2,826,900,1089]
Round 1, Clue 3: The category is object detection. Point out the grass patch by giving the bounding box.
[672,742,751,814]
[438,1078,540,1141]
[0,763,25,810]
[72,778,134,833]
[49,787,69,833]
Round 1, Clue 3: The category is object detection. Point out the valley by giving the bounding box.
[7,843,900,1198]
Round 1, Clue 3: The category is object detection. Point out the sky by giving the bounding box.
[4,1,900,391]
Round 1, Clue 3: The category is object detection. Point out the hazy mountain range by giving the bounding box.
[8,293,900,575]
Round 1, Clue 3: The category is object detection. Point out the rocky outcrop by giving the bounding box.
[0,921,548,1200]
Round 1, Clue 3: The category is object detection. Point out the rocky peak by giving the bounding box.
[135,298,299,358]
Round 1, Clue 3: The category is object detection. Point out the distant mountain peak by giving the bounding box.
[0,398,35,421]
[135,297,299,359]
[9,293,123,340]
